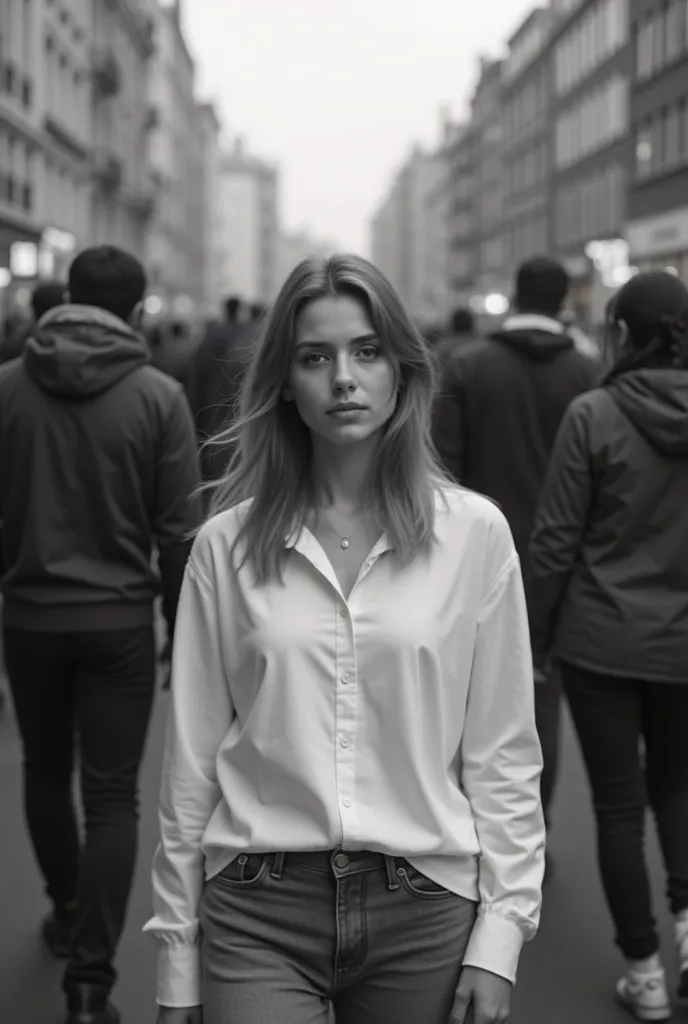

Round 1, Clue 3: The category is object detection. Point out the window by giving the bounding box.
[636,122,653,176]
[665,0,683,63]
[653,8,666,68]
[650,116,664,174]
[664,105,681,168]
[637,18,653,79]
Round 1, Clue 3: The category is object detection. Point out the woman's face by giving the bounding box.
[285,294,398,448]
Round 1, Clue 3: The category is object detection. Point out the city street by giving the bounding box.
[0,683,685,1024]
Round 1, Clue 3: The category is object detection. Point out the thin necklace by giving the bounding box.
[317,507,371,550]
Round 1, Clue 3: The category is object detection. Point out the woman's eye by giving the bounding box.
[358,346,380,360]
[303,352,328,365]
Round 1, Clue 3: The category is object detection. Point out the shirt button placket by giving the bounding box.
[336,603,358,842]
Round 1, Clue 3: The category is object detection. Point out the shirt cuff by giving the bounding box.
[156,944,202,1008]
[462,909,525,984]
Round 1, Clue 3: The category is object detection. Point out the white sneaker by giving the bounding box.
[616,968,672,1021]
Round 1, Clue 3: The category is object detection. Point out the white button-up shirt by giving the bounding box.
[145,486,545,1007]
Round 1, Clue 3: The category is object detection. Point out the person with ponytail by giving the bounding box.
[529,270,688,1020]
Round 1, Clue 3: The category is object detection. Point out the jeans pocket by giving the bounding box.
[213,854,270,890]
[396,862,453,900]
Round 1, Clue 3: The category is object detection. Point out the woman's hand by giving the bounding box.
[156,1007,203,1024]
[449,966,512,1023]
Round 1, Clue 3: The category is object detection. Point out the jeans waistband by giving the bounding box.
[268,850,402,890]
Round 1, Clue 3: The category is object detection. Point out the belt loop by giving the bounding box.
[385,855,400,891]
[270,852,285,880]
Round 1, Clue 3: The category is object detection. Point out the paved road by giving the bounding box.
[1,684,685,1024]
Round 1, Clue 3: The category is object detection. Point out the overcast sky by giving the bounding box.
[181,0,536,256]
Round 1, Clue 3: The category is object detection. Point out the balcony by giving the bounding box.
[93,152,123,195]
[91,50,121,99]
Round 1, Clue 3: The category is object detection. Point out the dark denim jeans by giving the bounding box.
[561,661,688,960]
[4,625,156,999]
[200,849,479,1024]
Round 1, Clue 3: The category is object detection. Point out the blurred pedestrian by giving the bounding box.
[149,320,197,384]
[528,270,688,1020]
[433,256,599,862]
[145,253,545,1024]
[434,307,477,365]
[0,280,66,363]
[249,301,267,323]
[0,245,201,1024]
[185,296,251,487]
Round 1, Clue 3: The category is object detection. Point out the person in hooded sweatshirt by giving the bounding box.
[528,270,688,1022]
[432,256,599,861]
[0,245,201,1024]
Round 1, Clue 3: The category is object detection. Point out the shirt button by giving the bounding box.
[340,736,350,748]
[341,673,351,685]
[339,609,348,619]
[342,798,351,808]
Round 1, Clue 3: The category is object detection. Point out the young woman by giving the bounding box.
[529,271,688,1021]
[145,254,545,1024]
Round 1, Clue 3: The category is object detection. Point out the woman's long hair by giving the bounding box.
[604,271,688,385]
[203,253,446,582]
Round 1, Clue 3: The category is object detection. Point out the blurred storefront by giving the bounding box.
[625,205,688,281]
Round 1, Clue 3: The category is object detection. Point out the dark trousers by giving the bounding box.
[561,660,688,960]
[4,625,156,997]
[534,666,562,827]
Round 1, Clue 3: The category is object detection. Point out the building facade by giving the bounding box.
[218,138,279,304]
[198,101,226,317]
[90,0,157,261]
[626,0,688,277]
[445,123,477,307]
[422,128,454,326]
[145,0,205,318]
[369,143,443,323]
[0,0,93,310]
[500,8,553,285]
[550,0,632,322]
[470,58,508,307]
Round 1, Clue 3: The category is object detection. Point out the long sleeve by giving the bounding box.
[143,556,235,1008]
[527,400,593,657]
[432,358,469,483]
[461,548,546,984]
[153,389,202,640]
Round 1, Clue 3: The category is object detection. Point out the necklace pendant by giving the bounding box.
[341,538,350,549]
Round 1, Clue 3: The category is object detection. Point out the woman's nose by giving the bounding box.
[332,356,356,393]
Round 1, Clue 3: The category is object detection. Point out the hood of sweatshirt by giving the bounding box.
[491,313,579,363]
[24,304,150,399]
[609,369,688,456]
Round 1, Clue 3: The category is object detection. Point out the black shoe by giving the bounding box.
[678,966,688,1000]
[65,985,121,1024]
[41,901,79,958]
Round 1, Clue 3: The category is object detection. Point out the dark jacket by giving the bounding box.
[433,315,599,566]
[0,304,201,635]
[185,320,251,483]
[528,369,688,683]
